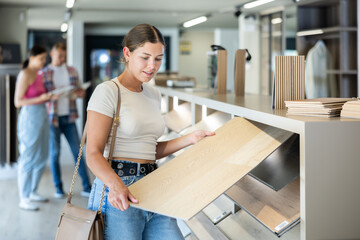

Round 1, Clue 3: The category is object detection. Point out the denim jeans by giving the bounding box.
[49,116,91,191]
[88,161,184,240]
[17,104,49,200]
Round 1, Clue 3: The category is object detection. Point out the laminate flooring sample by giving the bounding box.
[248,134,299,191]
[128,117,293,220]
[163,102,192,133]
[225,175,300,235]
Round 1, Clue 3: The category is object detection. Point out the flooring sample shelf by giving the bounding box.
[157,86,360,240]
[226,176,300,236]
[129,117,293,220]
[163,102,192,133]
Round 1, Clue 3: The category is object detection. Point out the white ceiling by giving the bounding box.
[0,0,295,30]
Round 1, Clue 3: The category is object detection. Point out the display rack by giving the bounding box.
[157,86,360,240]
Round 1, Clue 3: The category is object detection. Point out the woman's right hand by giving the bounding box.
[39,92,53,102]
[108,179,139,211]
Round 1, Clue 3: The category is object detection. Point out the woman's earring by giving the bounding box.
[125,59,129,63]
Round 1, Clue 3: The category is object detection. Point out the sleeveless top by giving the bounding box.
[24,71,46,99]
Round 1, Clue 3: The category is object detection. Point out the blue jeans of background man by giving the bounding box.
[49,116,91,192]
[17,104,49,200]
[88,161,184,240]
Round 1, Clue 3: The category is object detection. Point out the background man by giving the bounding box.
[43,42,91,198]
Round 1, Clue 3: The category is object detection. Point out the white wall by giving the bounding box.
[0,8,27,62]
[239,15,261,94]
[214,28,239,91]
[178,30,214,88]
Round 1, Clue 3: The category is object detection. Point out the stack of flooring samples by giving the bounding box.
[341,100,360,119]
[128,117,293,220]
[274,56,305,109]
[285,98,354,117]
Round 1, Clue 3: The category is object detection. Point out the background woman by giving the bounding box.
[14,45,53,211]
[86,24,214,239]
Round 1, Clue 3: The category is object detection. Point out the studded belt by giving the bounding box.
[111,161,157,177]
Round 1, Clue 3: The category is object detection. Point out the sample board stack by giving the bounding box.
[274,56,305,109]
[285,98,354,117]
[341,100,360,119]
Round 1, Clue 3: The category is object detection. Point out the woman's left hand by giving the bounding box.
[188,130,215,145]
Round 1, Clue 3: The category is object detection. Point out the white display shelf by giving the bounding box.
[158,86,360,240]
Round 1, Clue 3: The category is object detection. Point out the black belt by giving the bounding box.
[111,161,157,177]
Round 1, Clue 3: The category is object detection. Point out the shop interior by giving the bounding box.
[0,0,359,239]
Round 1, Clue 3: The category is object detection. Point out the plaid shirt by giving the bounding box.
[43,65,80,127]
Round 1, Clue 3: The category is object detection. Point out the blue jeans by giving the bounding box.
[49,116,91,191]
[88,162,184,240]
[17,104,49,199]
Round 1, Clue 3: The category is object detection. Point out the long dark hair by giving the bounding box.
[121,24,166,63]
[22,45,47,69]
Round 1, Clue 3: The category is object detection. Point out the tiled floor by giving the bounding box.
[0,147,92,240]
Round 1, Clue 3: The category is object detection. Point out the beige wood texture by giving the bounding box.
[217,50,227,95]
[179,111,232,136]
[128,117,293,220]
[202,194,234,223]
[186,211,228,240]
[226,175,300,234]
[234,49,246,96]
[163,102,192,133]
[274,56,305,109]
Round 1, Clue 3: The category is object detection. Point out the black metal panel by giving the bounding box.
[248,134,299,191]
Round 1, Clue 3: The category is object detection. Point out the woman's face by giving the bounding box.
[30,52,47,70]
[126,42,164,83]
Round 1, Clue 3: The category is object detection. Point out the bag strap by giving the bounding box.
[67,80,121,211]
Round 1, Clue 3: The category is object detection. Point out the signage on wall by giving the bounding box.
[180,41,191,55]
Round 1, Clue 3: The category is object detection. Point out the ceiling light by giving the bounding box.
[243,0,275,9]
[61,22,68,32]
[296,29,324,37]
[271,18,282,24]
[183,16,207,28]
[66,0,75,8]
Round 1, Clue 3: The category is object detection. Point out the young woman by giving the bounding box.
[86,24,214,239]
[14,45,53,210]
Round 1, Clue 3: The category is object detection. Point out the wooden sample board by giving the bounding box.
[186,211,228,240]
[128,117,293,220]
[163,102,192,133]
[217,50,227,94]
[274,56,305,109]
[225,175,300,236]
[234,49,246,96]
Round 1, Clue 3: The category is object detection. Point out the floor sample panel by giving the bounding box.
[248,134,299,191]
[225,175,300,235]
[128,117,293,220]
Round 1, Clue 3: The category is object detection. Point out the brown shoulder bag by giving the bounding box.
[55,81,121,240]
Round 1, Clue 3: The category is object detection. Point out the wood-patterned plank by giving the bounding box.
[234,49,246,96]
[163,102,192,133]
[217,50,227,95]
[225,175,300,234]
[186,211,228,240]
[128,117,293,220]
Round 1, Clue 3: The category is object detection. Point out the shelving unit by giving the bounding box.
[157,86,360,240]
[296,0,358,98]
